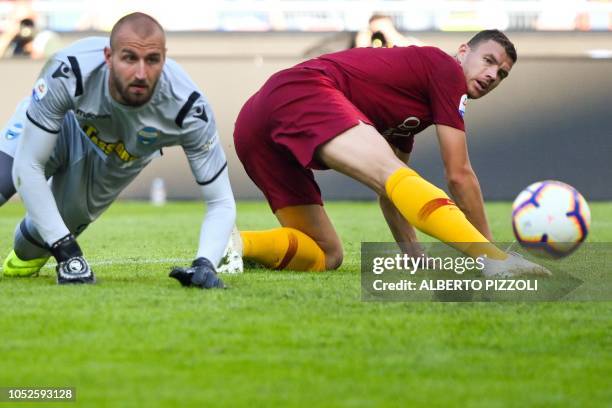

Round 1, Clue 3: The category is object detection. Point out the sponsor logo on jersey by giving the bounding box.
[458,94,468,118]
[82,124,138,162]
[382,116,422,138]
[202,133,218,153]
[5,122,23,140]
[75,109,111,120]
[32,78,48,101]
[51,62,70,79]
[194,105,208,122]
[137,127,160,145]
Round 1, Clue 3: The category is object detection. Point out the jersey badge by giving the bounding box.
[32,78,48,101]
[137,127,160,145]
[458,94,467,118]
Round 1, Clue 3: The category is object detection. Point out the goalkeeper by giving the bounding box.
[0,12,236,287]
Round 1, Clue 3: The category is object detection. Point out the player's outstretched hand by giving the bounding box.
[50,234,96,284]
[169,257,225,289]
[483,251,552,278]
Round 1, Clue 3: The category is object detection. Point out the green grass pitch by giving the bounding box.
[0,201,610,407]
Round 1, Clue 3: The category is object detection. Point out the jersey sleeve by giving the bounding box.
[427,54,467,132]
[25,59,76,133]
[179,94,228,185]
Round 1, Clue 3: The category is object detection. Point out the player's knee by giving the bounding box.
[324,246,344,270]
[362,158,408,197]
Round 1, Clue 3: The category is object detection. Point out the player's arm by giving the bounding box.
[13,63,94,282]
[170,163,235,289]
[14,70,75,246]
[182,124,236,267]
[13,108,94,282]
[170,96,235,289]
[12,121,69,243]
[435,124,493,241]
[196,163,236,266]
[378,147,424,255]
[170,146,235,290]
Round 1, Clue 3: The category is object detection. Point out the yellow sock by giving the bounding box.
[241,228,326,271]
[385,167,507,260]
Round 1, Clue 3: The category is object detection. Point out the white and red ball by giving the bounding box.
[512,180,591,258]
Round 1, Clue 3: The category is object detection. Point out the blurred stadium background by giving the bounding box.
[1,0,611,201]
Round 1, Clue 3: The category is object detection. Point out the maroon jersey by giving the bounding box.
[297,46,468,151]
[234,45,469,210]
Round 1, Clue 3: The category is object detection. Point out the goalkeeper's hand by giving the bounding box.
[169,257,225,289]
[50,234,95,284]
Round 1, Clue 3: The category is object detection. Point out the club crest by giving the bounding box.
[458,94,467,118]
[137,127,160,145]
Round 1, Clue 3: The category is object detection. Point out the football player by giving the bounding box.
[231,29,549,277]
[0,12,238,287]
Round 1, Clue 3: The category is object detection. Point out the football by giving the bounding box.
[512,180,591,258]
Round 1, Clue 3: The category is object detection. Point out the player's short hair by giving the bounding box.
[467,29,517,63]
[110,12,165,49]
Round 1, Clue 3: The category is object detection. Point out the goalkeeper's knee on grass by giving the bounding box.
[241,227,326,271]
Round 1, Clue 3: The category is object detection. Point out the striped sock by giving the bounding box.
[241,228,326,271]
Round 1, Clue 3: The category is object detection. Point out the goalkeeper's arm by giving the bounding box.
[169,166,234,289]
[195,165,236,266]
[12,121,71,245]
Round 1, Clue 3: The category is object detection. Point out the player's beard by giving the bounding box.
[110,71,158,107]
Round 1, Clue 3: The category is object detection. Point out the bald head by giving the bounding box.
[110,12,165,50]
[105,12,166,107]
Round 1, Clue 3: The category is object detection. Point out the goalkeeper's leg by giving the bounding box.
[3,220,51,277]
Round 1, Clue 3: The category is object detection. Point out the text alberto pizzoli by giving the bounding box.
[370,255,538,292]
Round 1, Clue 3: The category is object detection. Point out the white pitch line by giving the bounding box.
[0,257,192,272]
[88,257,192,266]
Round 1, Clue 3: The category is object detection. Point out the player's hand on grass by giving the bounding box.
[399,241,427,259]
[482,251,552,278]
[169,257,225,289]
[50,234,96,284]
[398,241,438,269]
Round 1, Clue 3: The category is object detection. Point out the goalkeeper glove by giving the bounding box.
[50,234,95,284]
[169,257,224,289]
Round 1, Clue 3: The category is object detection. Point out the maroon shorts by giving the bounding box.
[234,67,372,212]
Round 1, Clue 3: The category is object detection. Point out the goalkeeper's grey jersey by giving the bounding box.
[26,36,226,185]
